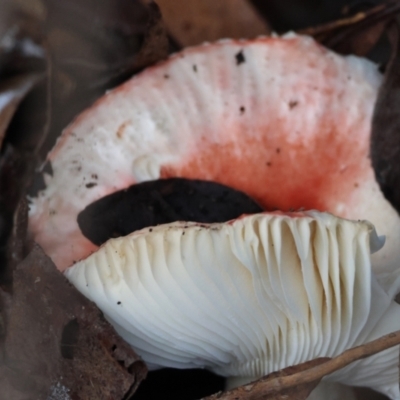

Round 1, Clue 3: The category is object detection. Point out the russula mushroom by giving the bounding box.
[65,211,400,398]
[27,33,400,397]
[28,33,400,283]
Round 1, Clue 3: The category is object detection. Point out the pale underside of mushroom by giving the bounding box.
[28,33,400,290]
[65,211,400,399]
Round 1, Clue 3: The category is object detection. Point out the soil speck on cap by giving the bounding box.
[235,50,245,65]
[240,106,245,114]
[116,121,129,139]
[85,183,97,189]
[193,65,197,72]
[289,100,299,109]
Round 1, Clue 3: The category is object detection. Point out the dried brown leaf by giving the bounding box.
[251,0,345,31]
[78,178,263,246]
[0,245,147,400]
[298,0,400,56]
[131,2,169,71]
[151,0,270,47]
[5,197,30,285]
[0,73,43,149]
[0,0,45,76]
[0,146,36,292]
[371,23,400,214]
[0,1,47,155]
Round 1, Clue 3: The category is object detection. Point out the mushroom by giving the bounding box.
[27,33,400,397]
[28,33,400,287]
[64,211,400,399]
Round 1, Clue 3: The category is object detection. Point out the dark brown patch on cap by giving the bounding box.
[235,50,245,65]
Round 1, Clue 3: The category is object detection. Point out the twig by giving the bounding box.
[201,330,400,400]
[298,0,400,38]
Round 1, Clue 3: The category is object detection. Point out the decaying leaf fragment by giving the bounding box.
[0,73,43,149]
[130,2,169,72]
[0,245,147,400]
[77,178,263,246]
[153,0,270,46]
[0,0,47,152]
[371,24,400,215]
[298,1,400,56]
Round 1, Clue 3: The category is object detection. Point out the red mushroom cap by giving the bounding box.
[29,33,400,287]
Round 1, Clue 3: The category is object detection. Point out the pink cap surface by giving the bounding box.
[28,33,400,278]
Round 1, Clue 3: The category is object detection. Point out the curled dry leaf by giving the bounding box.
[371,24,400,215]
[0,73,44,149]
[249,0,349,32]
[77,178,263,246]
[0,244,147,400]
[298,0,400,57]
[0,0,47,152]
[0,0,45,76]
[1,197,29,290]
[130,2,169,72]
[153,0,270,46]
[0,146,37,290]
